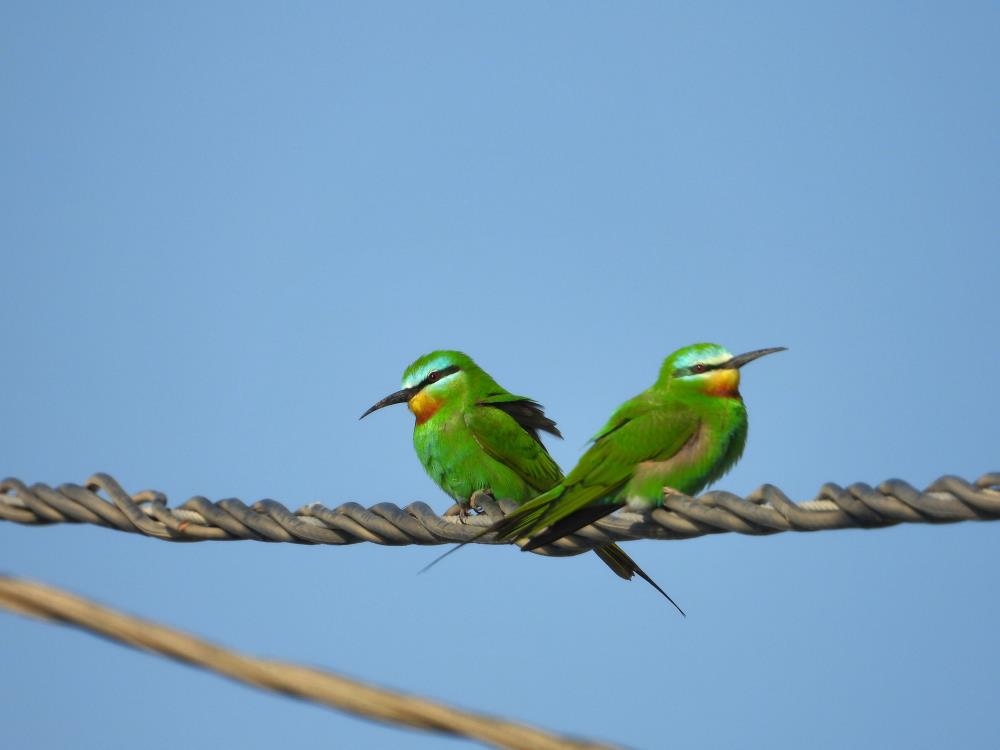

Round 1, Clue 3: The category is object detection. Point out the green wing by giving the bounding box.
[495,396,701,541]
[562,398,700,499]
[464,401,564,493]
[427,394,686,611]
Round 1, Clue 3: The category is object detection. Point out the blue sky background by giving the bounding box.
[2,3,998,748]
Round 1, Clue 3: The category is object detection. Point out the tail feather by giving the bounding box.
[593,544,636,580]
[419,497,687,615]
[418,488,566,574]
[488,502,553,542]
[488,486,567,542]
[592,544,686,616]
[520,504,620,551]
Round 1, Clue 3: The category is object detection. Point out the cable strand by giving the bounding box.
[2,472,998,555]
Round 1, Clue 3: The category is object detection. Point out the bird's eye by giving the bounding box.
[692,364,707,374]
[427,371,439,382]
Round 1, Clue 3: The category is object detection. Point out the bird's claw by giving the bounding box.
[444,491,495,522]
[443,503,468,521]
[469,489,495,515]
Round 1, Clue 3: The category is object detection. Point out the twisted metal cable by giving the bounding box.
[0,576,618,750]
[2,472,998,555]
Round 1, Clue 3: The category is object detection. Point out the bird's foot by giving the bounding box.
[444,491,495,522]
[469,489,495,515]
[660,486,689,504]
[443,503,469,521]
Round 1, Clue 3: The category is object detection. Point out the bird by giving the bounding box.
[481,343,786,552]
[360,350,680,610]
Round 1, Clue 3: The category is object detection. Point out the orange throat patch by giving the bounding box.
[705,369,741,398]
[408,391,442,425]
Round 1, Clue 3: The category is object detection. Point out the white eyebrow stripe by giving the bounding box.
[403,366,461,390]
[697,354,730,367]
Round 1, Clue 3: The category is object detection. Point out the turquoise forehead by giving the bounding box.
[668,343,733,369]
[401,350,474,387]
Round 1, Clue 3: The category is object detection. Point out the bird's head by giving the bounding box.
[656,343,786,397]
[360,350,481,425]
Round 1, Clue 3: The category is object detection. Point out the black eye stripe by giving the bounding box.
[674,362,723,377]
[417,365,460,390]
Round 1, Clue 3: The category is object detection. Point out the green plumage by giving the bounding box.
[413,380,562,504]
[488,343,783,553]
[361,350,661,590]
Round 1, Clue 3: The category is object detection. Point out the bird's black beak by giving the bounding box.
[359,387,418,420]
[725,347,787,369]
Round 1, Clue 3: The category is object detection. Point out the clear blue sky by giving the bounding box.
[2,3,998,748]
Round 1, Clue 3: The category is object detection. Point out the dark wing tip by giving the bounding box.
[523,398,562,438]
[543,418,563,439]
[485,398,562,441]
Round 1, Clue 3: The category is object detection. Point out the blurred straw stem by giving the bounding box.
[0,575,620,750]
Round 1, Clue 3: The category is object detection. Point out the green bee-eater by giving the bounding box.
[360,350,677,607]
[483,343,786,551]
